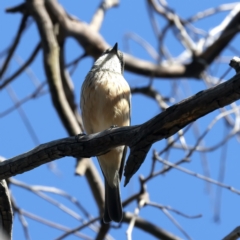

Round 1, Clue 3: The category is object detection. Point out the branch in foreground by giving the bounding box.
[45,0,240,79]
[222,226,240,240]
[1,69,240,184]
[0,180,12,239]
[7,1,240,79]
[27,0,105,214]
[123,212,181,240]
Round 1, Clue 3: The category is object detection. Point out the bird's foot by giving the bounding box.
[75,133,86,141]
[110,125,118,129]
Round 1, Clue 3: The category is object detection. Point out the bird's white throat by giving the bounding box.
[93,54,122,74]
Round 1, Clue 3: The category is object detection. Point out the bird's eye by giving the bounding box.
[103,48,111,55]
[117,52,123,63]
[118,52,123,58]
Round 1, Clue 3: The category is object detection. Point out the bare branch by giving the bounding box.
[195,5,240,68]
[0,14,28,79]
[124,71,240,185]
[131,85,169,110]
[58,41,84,129]
[148,0,197,54]
[14,208,92,239]
[156,157,240,195]
[1,70,240,185]
[6,3,26,14]
[187,3,238,23]
[126,184,148,240]
[26,0,105,215]
[45,0,240,78]
[124,32,159,61]
[55,217,100,240]
[123,212,182,240]
[0,42,41,90]
[66,52,88,75]
[11,196,31,240]
[43,0,191,78]
[0,81,47,118]
[0,180,12,239]
[223,226,240,240]
[10,178,85,222]
[95,223,111,240]
[161,208,192,240]
[27,0,80,134]
[6,86,40,145]
[90,0,119,32]
[147,202,202,219]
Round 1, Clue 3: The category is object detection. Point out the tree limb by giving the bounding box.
[26,0,105,216]
[0,14,28,79]
[123,212,182,240]
[90,0,119,32]
[1,71,240,185]
[0,42,41,90]
[45,0,240,79]
[0,180,12,239]
[223,226,240,240]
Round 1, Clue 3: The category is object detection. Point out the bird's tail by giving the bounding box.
[103,179,123,223]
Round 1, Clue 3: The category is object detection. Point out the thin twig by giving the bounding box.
[161,208,192,240]
[156,156,240,195]
[6,86,40,145]
[0,42,41,90]
[55,217,100,240]
[0,14,29,79]
[0,81,47,118]
[147,202,202,219]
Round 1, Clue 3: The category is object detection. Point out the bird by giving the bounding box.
[80,43,131,223]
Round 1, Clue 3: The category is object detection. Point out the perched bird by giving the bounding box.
[80,43,131,223]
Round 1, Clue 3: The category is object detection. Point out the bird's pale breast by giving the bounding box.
[81,70,131,187]
[81,70,130,134]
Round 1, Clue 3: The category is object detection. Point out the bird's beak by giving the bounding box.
[111,43,118,53]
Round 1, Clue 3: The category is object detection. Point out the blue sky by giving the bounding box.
[1,1,240,239]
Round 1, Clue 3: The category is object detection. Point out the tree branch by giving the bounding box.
[0,157,12,240]
[44,0,240,79]
[90,0,119,32]
[1,71,240,185]
[0,42,41,90]
[43,0,191,78]
[0,14,28,79]
[123,212,182,240]
[26,0,105,216]
[0,180,12,239]
[223,226,240,240]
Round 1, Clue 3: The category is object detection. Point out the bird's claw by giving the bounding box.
[75,133,86,141]
[110,125,118,129]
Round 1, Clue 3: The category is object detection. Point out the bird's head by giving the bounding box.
[92,43,124,74]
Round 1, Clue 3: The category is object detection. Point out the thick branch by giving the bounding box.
[26,0,105,215]
[44,0,191,78]
[90,0,119,32]
[1,72,240,185]
[223,226,240,240]
[45,0,240,79]
[27,0,80,134]
[187,4,240,75]
[0,180,12,239]
[58,35,84,129]
[6,1,240,80]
